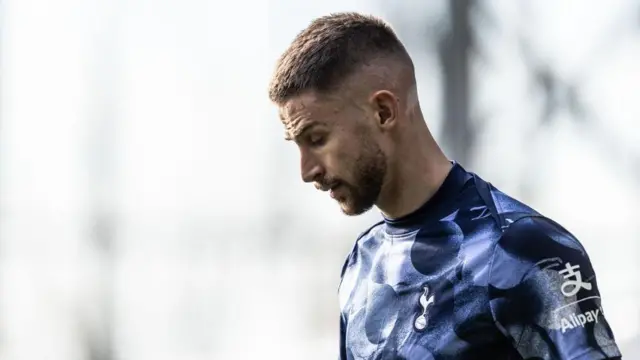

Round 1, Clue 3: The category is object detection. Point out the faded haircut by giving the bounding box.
[268,12,412,104]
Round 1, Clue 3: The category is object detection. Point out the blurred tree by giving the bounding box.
[517,30,640,199]
[384,0,490,168]
[438,0,476,167]
[83,1,121,359]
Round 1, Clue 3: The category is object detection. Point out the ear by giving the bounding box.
[369,90,398,130]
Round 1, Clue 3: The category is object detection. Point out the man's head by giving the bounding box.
[269,13,419,216]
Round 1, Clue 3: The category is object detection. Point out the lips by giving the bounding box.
[316,180,339,191]
[329,184,342,199]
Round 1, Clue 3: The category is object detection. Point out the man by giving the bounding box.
[268,12,621,360]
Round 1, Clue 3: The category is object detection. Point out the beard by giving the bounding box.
[334,138,387,216]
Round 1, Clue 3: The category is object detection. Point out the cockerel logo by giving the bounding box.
[414,285,435,331]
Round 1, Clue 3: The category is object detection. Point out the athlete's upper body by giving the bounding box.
[268,12,621,360]
[338,162,620,359]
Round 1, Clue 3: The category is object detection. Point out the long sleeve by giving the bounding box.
[489,216,621,359]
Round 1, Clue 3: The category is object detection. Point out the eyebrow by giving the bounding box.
[284,121,320,141]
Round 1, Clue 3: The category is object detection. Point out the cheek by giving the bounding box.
[323,141,360,178]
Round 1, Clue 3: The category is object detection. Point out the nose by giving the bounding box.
[300,148,323,183]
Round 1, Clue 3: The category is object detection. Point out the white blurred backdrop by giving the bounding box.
[0,0,638,359]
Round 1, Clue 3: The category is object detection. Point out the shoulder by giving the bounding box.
[498,215,587,263]
[458,171,540,230]
[339,220,385,279]
[490,215,592,288]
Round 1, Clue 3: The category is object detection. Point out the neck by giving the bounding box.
[376,123,452,219]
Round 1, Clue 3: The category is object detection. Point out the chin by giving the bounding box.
[339,200,373,216]
[340,207,360,216]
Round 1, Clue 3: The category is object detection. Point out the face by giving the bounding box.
[280,92,388,216]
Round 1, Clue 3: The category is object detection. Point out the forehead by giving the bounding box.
[279,92,340,125]
[279,92,348,140]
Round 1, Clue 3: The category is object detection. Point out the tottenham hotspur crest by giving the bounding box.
[414,285,435,331]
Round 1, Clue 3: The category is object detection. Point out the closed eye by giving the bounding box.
[307,133,327,147]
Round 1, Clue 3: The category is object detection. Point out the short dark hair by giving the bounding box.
[268,12,411,104]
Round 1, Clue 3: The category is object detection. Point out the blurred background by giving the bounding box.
[0,0,638,359]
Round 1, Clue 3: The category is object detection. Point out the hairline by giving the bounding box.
[273,54,413,107]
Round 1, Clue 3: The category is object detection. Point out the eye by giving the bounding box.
[307,133,327,147]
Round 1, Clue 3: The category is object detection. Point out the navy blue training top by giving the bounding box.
[338,163,621,359]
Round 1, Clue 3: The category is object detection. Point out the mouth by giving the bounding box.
[329,184,342,199]
[315,181,343,198]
